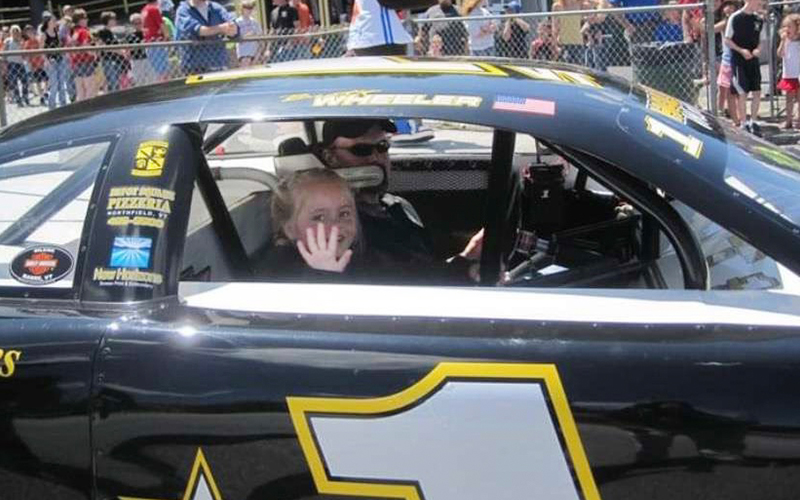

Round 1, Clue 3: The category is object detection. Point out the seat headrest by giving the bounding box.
[278,137,309,156]
[273,137,385,189]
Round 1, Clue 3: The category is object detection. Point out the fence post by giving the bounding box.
[706,0,718,114]
[0,56,7,128]
[767,7,777,119]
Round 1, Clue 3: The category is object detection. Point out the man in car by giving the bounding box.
[315,119,482,279]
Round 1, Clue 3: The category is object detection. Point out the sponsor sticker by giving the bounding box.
[492,95,556,116]
[133,140,169,177]
[110,237,152,268]
[0,349,21,378]
[106,185,175,229]
[94,237,161,288]
[282,90,482,108]
[646,88,713,131]
[9,246,74,286]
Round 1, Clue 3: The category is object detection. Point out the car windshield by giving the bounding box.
[721,124,800,229]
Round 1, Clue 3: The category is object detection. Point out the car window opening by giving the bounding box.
[180,118,798,293]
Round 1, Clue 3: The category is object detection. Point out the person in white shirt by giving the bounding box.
[346,0,433,142]
[236,0,264,65]
[463,0,496,56]
[347,0,413,55]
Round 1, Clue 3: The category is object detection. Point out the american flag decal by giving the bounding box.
[493,95,556,116]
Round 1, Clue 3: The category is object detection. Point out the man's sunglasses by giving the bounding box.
[335,140,391,157]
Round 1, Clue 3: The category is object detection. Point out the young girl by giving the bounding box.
[265,169,360,280]
[428,34,444,57]
[778,14,800,129]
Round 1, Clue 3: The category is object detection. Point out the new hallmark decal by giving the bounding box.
[94,237,162,288]
[132,140,169,177]
[110,237,152,268]
[106,185,175,229]
[282,90,482,108]
[0,349,22,378]
[119,448,223,500]
[9,246,74,286]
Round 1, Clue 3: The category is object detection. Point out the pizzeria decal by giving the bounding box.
[106,185,175,230]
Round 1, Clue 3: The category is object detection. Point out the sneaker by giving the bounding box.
[750,121,762,136]
[391,119,434,144]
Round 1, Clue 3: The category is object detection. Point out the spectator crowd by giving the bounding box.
[0,0,787,130]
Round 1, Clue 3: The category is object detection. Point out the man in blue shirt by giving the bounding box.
[176,0,239,74]
[609,0,660,44]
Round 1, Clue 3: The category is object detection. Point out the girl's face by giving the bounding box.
[285,181,357,258]
[48,18,57,30]
[786,20,798,37]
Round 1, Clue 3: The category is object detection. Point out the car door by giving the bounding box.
[91,122,800,500]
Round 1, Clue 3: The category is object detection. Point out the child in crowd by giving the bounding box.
[264,169,360,280]
[778,14,800,129]
[716,0,740,124]
[530,20,560,61]
[428,34,444,57]
[236,0,264,66]
[2,25,30,106]
[725,0,764,134]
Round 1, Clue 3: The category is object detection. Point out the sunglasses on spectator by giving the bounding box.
[335,140,391,157]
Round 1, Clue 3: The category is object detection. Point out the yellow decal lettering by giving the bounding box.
[0,349,21,378]
[645,116,704,159]
[509,66,602,89]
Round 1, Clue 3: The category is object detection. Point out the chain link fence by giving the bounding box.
[0,27,348,127]
[412,3,714,108]
[0,3,736,127]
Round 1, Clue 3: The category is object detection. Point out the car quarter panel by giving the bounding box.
[0,313,108,500]
[93,305,800,500]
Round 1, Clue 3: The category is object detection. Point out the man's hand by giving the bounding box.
[460,228,484,261]
[752,47,760,58]
[297,223,353,273]
[222,21,238,37]
[741,48,753,59]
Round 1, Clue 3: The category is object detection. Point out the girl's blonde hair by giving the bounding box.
[782,13,799,29]
[271,168,361,249]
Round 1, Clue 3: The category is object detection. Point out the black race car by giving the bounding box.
[1,57,800,500]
